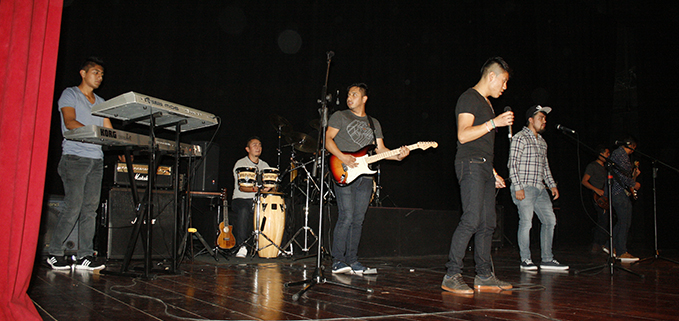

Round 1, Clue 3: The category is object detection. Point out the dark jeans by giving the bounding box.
[232,197,255,246]
[592,199,610,246]
[611,193,633,254]
[445,158,496,277]
[49,154,103,258]
[332,176,373,265]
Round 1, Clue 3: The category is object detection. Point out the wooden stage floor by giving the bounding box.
[29,245,679,320]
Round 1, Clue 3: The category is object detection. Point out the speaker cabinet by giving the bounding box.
[107,187,175,259]
[189,194,222,247]
[39,195,79,255]
[191,142,219,191]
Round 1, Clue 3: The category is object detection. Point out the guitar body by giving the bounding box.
[593,193,609,209]
[217,188,235,249]
[217,222,236,249]
[329,145,376,186]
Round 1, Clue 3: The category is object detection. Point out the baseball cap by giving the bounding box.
[525,105,552,122]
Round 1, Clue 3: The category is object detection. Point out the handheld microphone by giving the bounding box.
[504,106,512,139]
[556,124,576,134]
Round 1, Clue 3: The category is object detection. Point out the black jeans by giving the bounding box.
[445,158,496,277]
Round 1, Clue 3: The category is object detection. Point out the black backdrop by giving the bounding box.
[45,1,679,250]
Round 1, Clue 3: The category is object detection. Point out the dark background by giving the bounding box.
[45,0,679,250]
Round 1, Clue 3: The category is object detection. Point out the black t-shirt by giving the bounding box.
[584,161,607,190]
[455,88,496,163]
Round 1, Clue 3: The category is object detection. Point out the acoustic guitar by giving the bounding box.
[329,141,438,186]
[217,188,236,249]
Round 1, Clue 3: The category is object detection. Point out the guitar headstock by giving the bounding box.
[417,141,438,150]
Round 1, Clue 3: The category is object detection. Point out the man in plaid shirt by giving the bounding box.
[509,105,569,271]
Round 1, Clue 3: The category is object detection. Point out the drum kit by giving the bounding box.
[233,114,344,258]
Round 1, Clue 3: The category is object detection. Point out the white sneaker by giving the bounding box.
[235,246,247,258]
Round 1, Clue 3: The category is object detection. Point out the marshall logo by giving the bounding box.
[114,163,173,187]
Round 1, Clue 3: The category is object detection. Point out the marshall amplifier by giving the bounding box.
[114,163,173,188]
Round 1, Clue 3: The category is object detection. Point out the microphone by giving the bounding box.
[327,51,334,59]
[504,106,512,139]
[556,124,576,134]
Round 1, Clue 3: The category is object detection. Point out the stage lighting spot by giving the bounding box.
[219,5,247,35]
[278,30,302,54]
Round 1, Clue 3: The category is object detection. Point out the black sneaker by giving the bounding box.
[74,256,106,271]
[46,256,71,270]
[474,273,512,291]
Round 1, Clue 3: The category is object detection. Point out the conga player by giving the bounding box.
[231,136,274,258]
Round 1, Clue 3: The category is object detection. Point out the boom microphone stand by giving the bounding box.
[285,51,373,301]
[629,150,679,266]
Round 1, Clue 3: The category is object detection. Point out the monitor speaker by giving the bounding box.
[191,141,219,191]
[107,187,175,259]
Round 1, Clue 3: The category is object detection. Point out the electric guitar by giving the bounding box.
[624,161,640,200]
[217,188,236,249]
[329,141,438,186]
[593,192,609,209]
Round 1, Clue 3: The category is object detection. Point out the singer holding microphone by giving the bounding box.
[442,57,514,294]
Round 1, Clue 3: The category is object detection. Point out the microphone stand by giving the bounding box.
[629,149,679,266]
[557,132,643,278]
[285,51,373,301]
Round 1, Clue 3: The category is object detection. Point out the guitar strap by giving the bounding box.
[366,115,377,156]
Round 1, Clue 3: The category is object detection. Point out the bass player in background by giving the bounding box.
[581,145,611,254]
[325,83,409,275]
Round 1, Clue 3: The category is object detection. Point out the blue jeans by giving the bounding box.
[332,176,373,265]
[511,185,556,262]
[49,154,103,257]
[232,197,255,246]
[445,158,496,277]
[611,193,633,254]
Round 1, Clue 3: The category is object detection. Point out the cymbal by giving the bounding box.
[285,132,318,153]
[269,114,293,134]
[309,119,320,131]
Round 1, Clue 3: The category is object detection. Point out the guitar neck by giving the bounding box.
[365,143,420,164]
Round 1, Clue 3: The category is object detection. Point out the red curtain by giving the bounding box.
[0,0,63,320]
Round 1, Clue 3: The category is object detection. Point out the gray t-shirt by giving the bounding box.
[58,86,106,159]
[327,109,384,152]
[584,161,607,190]
[232,156,271,200]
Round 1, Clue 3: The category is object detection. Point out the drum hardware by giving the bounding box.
[281,157,320,254]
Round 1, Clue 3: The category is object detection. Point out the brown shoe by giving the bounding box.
[618,252,639,262]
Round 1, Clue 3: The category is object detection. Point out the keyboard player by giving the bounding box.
[47,57,110,271]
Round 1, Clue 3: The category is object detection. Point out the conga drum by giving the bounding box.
[255,192,286,258]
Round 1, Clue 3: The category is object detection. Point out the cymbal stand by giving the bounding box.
[285,51,373,301]
[281,160,319,253]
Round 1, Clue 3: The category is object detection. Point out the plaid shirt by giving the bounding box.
[508,126,557,190]
[609,146,636,196]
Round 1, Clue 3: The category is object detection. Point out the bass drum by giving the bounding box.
[255,192,286,258]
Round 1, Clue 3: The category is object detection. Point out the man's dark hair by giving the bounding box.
[347,83,369,97]
[81,56,105,71]
[246,136,261,147]
[480,56,511,78]
[595,144,609,156]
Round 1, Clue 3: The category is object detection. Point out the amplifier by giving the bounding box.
[114,163,173,188]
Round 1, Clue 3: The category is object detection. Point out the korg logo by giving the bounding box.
[99,128,117,139]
